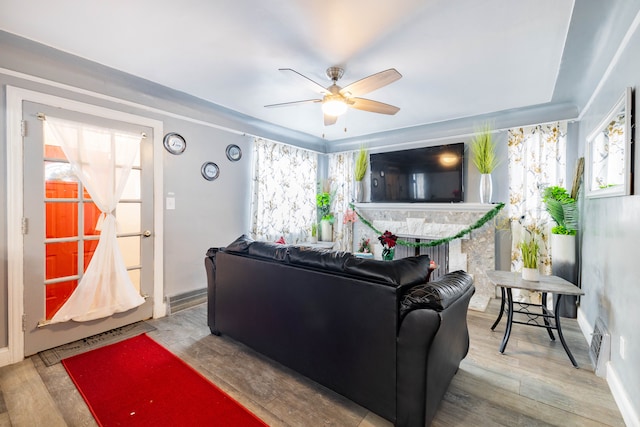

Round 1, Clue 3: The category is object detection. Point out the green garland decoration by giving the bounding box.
[349,202,505,248]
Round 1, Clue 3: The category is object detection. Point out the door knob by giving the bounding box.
[143,230,152,237]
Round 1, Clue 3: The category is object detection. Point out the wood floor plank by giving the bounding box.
[0,297,625,426]
[0,359,66,427]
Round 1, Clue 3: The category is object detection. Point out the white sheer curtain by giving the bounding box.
[328,152,355,251]
[251,137,317,243]
[45,117,145,323]
[508,121,567,276]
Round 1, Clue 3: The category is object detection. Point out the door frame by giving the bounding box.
[5,86,166,364]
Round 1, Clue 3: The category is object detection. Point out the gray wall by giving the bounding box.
[577,23,640,418]
[0,34,262,348]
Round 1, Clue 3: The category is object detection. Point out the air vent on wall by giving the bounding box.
[589,318,610,377]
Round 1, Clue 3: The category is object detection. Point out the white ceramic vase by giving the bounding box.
[479,173,493,204]
[354,180,365,203]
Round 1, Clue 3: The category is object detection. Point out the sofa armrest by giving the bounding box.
[399,270,473,319]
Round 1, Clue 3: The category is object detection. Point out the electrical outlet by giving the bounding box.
[620,336,626,360]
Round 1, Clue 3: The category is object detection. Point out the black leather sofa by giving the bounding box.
[205,235,475,426]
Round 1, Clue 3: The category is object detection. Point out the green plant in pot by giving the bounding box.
[520,234,540,281]
[316,191,334,242]
[470,124,499,203]
[542,186,578,236]
[310,223,317,243]
[542,183,579,317]
[354,147,368,202]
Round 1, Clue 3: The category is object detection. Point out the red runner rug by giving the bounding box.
[62,333,267,426]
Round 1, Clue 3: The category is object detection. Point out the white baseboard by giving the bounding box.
[607,364,640,427]
[577,306,593,345]
[0,347,11,368]
[577,307,640,427]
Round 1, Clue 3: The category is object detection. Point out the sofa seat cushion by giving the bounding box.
[343,255,431,287]
[399,270,473,318]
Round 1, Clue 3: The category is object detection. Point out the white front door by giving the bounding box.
[22,101,155,356]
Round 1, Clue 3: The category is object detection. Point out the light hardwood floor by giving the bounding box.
[0,298,625,426]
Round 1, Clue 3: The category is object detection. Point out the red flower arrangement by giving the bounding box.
[378,230,398,260]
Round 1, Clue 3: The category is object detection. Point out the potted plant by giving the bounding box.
[470,124,499,203]
[519,233,540,281]
[378,230,398,261]
[354,147,368,202]
[316,190,334,242]
[310,223,318,243]
[542,185,578,236]
[542,184,579,317]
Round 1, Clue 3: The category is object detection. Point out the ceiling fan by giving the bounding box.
[265,67,402,126]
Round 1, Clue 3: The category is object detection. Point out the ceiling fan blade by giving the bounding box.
[264,99,322,108]
[279,68,330,95]
[349,98,400,115]
[324,114,338,126]
[340,69,402,97]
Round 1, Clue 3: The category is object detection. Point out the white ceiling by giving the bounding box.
[1,0,579,141]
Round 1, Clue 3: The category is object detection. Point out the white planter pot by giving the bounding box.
[551,233,578,318]
[522,267,540,282]
[320,220,333,242]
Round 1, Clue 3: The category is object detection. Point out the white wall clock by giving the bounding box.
[201,161,220,181]
[226,144,242,161]
[163,132,186,155]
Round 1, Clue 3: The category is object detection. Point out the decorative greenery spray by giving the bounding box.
[354,147,368,181]
[349,202,505,248]
[470,124,499,174]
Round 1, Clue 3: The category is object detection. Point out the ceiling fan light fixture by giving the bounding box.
[322,95,348,116]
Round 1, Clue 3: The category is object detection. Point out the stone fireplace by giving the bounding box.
[353,203,496,311]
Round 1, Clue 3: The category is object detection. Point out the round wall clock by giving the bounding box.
[163,132,186,155]
[201,162,220,181]
[226,144,242,162]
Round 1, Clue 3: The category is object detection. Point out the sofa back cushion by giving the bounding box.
[224,234,253,254]
[247,241,289,261]
[343,255,431,287]
[287,246,351,272]
[222,235,431,287]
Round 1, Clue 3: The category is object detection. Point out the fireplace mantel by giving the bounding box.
[354,202,496,212]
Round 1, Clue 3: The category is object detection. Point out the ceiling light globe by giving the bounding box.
[322,99,348,116]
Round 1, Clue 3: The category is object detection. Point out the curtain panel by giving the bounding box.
[327,152,355,251]
[251,138,317,243]
[508,121,567,276]
[45,117,145,323]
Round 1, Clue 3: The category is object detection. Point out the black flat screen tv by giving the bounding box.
[370,143,464,203]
